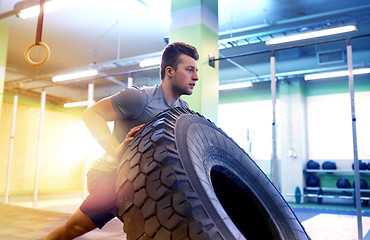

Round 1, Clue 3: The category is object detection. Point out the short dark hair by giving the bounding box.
[160,42,199,80]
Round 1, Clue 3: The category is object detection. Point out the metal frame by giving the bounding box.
[210,34,368,240]
[270,50,279,189]
[346,39,363,240]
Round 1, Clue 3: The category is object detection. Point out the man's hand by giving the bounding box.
[113,124,145,161]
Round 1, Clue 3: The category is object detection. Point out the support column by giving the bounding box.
[279,79,308,201]
[128,75,133,87]
[83,83,95,198]
[170,0,219,123]
[270,51,279,189]
[347,39,363,240]
[33,90,46,208]
[5,95,18,204]
[0,21,10,118]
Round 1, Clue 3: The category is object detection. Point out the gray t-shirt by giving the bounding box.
[91,84,189,171]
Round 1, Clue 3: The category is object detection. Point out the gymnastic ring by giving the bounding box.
[24,41,50,66]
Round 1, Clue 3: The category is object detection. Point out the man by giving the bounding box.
[45,41,199,239]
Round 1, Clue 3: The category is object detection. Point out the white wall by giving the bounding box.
[218,100,274,174]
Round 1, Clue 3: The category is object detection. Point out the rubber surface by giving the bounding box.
[116,107,310,240]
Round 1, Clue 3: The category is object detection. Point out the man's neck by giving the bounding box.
[161,81,180,106]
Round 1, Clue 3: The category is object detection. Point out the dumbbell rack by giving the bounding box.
[302,169,370,205]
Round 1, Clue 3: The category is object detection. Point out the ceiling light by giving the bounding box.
[17,0,74,20]
[139,57,161,68]
[219,81,253,90]
[64,101,91,108]
[266,25,357,45]
[52,69,98,82]
[304,68,370,81]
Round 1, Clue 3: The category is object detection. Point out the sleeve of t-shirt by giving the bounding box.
[111,86,148,120]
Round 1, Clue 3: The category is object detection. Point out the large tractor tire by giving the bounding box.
[116,107,309,240]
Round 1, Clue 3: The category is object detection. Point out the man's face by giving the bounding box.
[171,54,199,96]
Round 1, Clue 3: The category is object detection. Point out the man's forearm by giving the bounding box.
[82,108,120,155]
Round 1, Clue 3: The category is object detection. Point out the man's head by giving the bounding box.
[160,42,199,80]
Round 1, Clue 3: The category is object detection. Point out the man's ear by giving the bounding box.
[165,66,174,78]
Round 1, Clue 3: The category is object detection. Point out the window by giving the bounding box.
[306,92,370,160]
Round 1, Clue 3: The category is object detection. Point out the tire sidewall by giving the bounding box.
[175,114,298,240]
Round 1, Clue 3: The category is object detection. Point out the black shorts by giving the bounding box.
[80,168,118,229]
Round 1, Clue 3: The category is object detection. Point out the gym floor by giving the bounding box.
[1,192,370,240]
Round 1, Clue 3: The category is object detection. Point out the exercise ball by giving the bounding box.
[306,160,320,169]
[352,160,367,170]
[336,178,351,188]
[322,161,337,170]
[306,175,320,187]
[353,179,368,189]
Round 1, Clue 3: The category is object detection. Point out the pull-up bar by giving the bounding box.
[209,34,370,67]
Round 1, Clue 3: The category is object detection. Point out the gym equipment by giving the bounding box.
[295,186,302,204]
[317,187,323,204]
[336,178,351,188]
[322,161,337,170]
[24,0,50,66]
[306,160,320,169]
[25,42,50,66]
[306,175,320,187]
[353,179,368,189]
[115,107,309,240]
[352,160,367,170]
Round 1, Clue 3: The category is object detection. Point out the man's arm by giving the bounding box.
[82,97,120,156]
[83,88,146,160]
[82,96,144,162]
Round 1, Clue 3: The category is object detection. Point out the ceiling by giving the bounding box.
[1,0,370,105]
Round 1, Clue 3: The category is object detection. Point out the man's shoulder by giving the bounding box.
[113,86,148,102]
[141,84,160,98]
[111,86,150,119]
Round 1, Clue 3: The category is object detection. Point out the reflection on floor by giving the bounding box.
[1,192,370,239]
[303,213,370,240]
[292,204,370,240]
